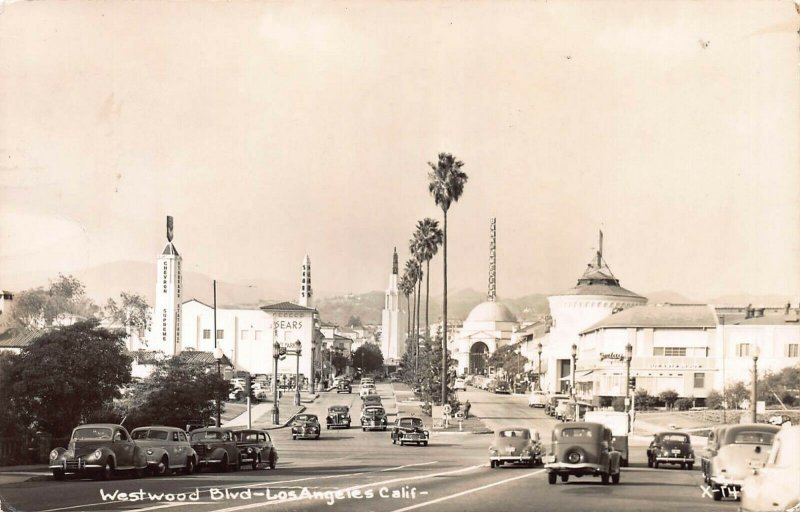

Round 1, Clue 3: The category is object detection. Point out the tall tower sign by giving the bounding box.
[299,254,313,308]
[381,247,405,367]
[153,215,182,355]
[488,217,497,302]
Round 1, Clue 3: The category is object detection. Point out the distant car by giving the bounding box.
[554,399,572,421]
[391,417,429,446]
[454,378,466,391]
[360,384,377,398]
[229,387,245,401]
[326,405,351,429]
[545,394,569,416]
[528,391,547,408]
[741,425,800,512]
[489,428,543,468]
[584,411,630,467]
[493,381,511,394]
[291,414,321,440]
[545,422,622,485]
[130,426,198,476]
[360,378,374,386]
[232,429,278,470]
[49,424,148,481]
[701,423,779,501]
[189,428,241,472]
[361,395,382,410]
[337,381,352,394]
[647,431,695,470]
[361,406,388,431]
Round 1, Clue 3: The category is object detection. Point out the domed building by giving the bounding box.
[449,218,521,374]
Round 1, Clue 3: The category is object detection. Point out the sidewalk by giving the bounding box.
[0,465,50,485]
[391,382,491,434]
[224,391,319,429]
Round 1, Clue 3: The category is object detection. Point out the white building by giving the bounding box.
[381,248,406,368]
[151,216,182,356]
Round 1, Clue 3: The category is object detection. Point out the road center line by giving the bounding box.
[389,469,547,512]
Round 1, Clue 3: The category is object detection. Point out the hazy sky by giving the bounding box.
[1,1,798,302]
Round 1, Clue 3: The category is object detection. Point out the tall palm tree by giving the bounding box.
[403,259,421,378]
[411,218,443,340]
[428,152,468,406]
[399,272,413,337]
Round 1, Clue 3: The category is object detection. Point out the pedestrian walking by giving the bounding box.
[464,400,471,419]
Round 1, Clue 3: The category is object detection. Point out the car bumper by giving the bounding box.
[655,456,694,464]
[50,459,104,473]
[400,435,428,442]
[545,462,603,473]
[362,423,387,430]
[328,422,350,428]
[293,433,319,439]
[709,475,744,488]
[490,455,535,463]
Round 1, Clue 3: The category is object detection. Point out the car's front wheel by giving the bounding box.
[97,459,114,481]
[219,454,229,473]
[560,474,569,483]
[252,456,260,470]
[548,472,557,485]
[268,451,277,470]
[601,472,610,485]
[647,455,653,468]
[154,456,169,476]
[612,472,620,484]
[184,457,196,475]
[687,463,694,471]
[52,470,65,481]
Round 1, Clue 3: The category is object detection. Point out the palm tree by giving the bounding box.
[428,152,468,406]
[399,272,413,337]
[411,218,443,340]
[404,259,421,378]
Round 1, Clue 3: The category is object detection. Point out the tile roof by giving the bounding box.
[177,350,233,366]
[581,304,717,334]
[730,313,800,326]
[260,302,316,312]
[0,328,46,349]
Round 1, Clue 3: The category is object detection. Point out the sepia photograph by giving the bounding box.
[0,1,799,511]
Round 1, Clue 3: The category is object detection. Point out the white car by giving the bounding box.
[741,425,800,512]
[454,378,466,391]
[360,384,377,398]
[527,390,547,408]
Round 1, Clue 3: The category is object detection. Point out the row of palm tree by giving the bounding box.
[397,153,468,406]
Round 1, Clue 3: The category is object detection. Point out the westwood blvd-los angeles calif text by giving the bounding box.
[100,485,423,506]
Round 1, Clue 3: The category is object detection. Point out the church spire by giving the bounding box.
[488,217,496,302]
[392,247,398,275]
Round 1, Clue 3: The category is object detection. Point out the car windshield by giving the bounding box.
[190,431,222,441]
[296,415,317,422]
[499,430,530,439]
[330,407,347,413]
[235,432,260,442]
[560,428,593,438]
[132,429,170,440]
[73,427,113,440]
[733,431,775,445]
[662,434,689,443]
[365,408,385,416]
[400,418,423,428]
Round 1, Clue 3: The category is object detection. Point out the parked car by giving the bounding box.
[130,426,197,476]
[361,406,388,431]
[326,405,351,429]
[741,425,800,512]
[646,431,695,469]
[701,423,779,501]
[189,427,241,472]
[490,381,511,394]
[454,378,466,391]
[49,424,148,481]
[229,387,245,401]
[584,411,630,467]
[545,394,568,416]
[232,429,277,470]
[337,381,352,393]
[361,395,382,410]
[291,414,321,440]
[360,383,377,398]
[489,427,543,468]
[528,390,547,408]
[544,422,622,485]
[391,416,429,446]
[554,399,572,420]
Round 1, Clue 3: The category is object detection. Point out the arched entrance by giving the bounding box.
[469,342,490,375]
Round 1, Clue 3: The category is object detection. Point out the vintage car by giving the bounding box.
[361,395,382,409]
[545,394,569,416]
[489,428,543,468]
[454,378,467,391]
[360,377,374,386]
[360,383,378,398]
[49,424,148,481]
[741,425,800,512]
[646,431,695,469]
[544,422,622,485]
[337,381,352,393]
[188,427,241,472]
[554,399,572,421]
[361,406,388,431]
[528,390,547,408]
[391,416,429,446]
[326,405,351,429]
[291,414,321,440]
[491,381,511,394]
[701,423,779,501]
[232,429,278,470]
[130,426,198,476]
[584,411,630,467]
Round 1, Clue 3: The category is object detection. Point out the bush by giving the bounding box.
[706,390,723,410]
[611,397,626,412]
[674,397,693,411]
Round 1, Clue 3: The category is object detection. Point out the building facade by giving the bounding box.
[381,248,406,368]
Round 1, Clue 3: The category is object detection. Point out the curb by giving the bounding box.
[259,406,306,430]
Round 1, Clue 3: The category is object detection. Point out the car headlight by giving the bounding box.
[87,449,103,460]
[146,449,154,455]
[50,449,60,460]
[248,447,254,453]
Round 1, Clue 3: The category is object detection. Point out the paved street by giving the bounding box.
[0,384,739,512]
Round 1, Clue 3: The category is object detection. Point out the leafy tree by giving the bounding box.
[121,357,230,429]
[706,390,724,410]
[634,389,656,411]
[674,397,694,411]
[411,218,443,340]
[428,152,468,406]
[611,396,626,412]
[353,343,384,374]
[5,320,132,438]
[11,274,99,330]
[0,352,24,437]
[104,292,151,341]
[347,316,363,327]
[725,381,749,409]
[487,344,529,377]
[416,329,458,407]
[659,389,680,409]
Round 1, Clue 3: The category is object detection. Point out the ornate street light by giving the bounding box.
[537,342,543,391]
[294,340,303,406]
[571,343,578,420]
[272,340,281,425]
[751,343,760,423]
[214,347,224,427]
[624,342,633,433]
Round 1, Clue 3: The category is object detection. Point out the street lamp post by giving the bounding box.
[294,340,302,407]
[751,344,760,423]
[272,340,281,425]
[537,342,543,391]
[571,343,578,420]
[214,347,223,427]
[624,342,633,433]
